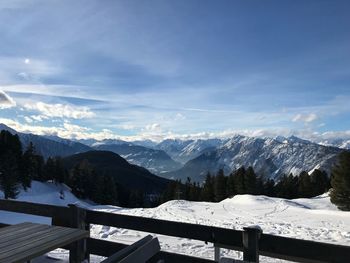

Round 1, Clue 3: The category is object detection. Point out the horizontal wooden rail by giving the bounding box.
[1,199,350,263]
[87,238,215,263]
[0,199,69,218]
[86,210,243,250]
[259,234,350,263]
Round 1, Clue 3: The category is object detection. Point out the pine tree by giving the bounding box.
[201,172,215,201]
[226,172,236,197]
[214,169,227,201]
[0,131,22,199]
[244,167,257,194]
[310,169,330,196]
[276,173,298,199]
[298,171,313,198]
[43,157,55,181]
[233,166,246,194]
[263,179,276,197]
[330,151,350,211]
[20,142,37,189]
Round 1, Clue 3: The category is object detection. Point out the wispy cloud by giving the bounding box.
[292,113,318,123]
[0,90,16,109]
[24,102,95,119]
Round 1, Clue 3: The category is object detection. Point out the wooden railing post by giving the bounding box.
[214,245,220,262]
[243,226,262,263]
[69,204,89,263]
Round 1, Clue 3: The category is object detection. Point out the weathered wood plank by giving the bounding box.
[86,210,242,248]
[0,228,75,256]
[0,224,52,248]
[100,235,153,263]
[0,223,89,263]
[119,237,160,263]
[0,222,34,236]
[87,238,216,263]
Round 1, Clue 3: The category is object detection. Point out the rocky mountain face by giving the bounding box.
[155,138,224,163]
[93,143,181,174]
[163,135,343,182]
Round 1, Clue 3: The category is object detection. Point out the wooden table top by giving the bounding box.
[0,222,89,263]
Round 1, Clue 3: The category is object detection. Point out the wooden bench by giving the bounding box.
[0,222,89,263]
[101,235,161,263]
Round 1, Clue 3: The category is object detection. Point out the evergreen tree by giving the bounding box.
[52,157,66,184]
[276,173,298,199]
[97,175,118,205]
[43,157,56,181]
[20,142,38,189]
[129,190,144,207]
[263,179,276,197]
[162,180,178,202]
[0,131,22,199]
[310,169,330,196]
[330,151,350,211]
[244,166,257,194]
[214,169,227,201]
[298,171,313,198]
[233,166,246,194]
[226,172,236,197]
[201,172,215,201]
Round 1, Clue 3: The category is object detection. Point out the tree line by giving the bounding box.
[0,130,147,207]
[161,166,331,203]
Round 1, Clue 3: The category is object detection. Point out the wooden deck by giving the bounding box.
[0,222,89,263]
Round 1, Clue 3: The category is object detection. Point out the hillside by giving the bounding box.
[93,143,181,174]
[63,150,170,194]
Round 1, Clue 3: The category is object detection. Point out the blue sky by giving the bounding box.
[0,0,349,141]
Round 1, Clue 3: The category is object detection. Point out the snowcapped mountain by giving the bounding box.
[155,138,224,163]
[163,135,342,182]
[317,138,350,150]
[93,143,181,174]
[0,124,92,158]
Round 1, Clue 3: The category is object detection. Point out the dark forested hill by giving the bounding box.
[63,150,170,194]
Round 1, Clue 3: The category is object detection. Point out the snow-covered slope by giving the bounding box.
[1,182,349,263]
[164,135,342,182]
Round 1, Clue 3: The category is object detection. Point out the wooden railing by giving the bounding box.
[0,199,349,263]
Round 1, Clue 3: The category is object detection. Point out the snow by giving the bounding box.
[1,182,350,263]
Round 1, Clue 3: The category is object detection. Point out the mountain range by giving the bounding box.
[0,123,348,183]
[0,124,91,159]
[163,135,342,182]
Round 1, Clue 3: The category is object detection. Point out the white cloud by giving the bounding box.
[292,113,318,123]
[0,90,16,109]
[24,102,95,119]
[30,115,48,122]
[144,123,161,132]
[24,116,33,123]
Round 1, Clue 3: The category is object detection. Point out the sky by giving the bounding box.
[0,0,349,142]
